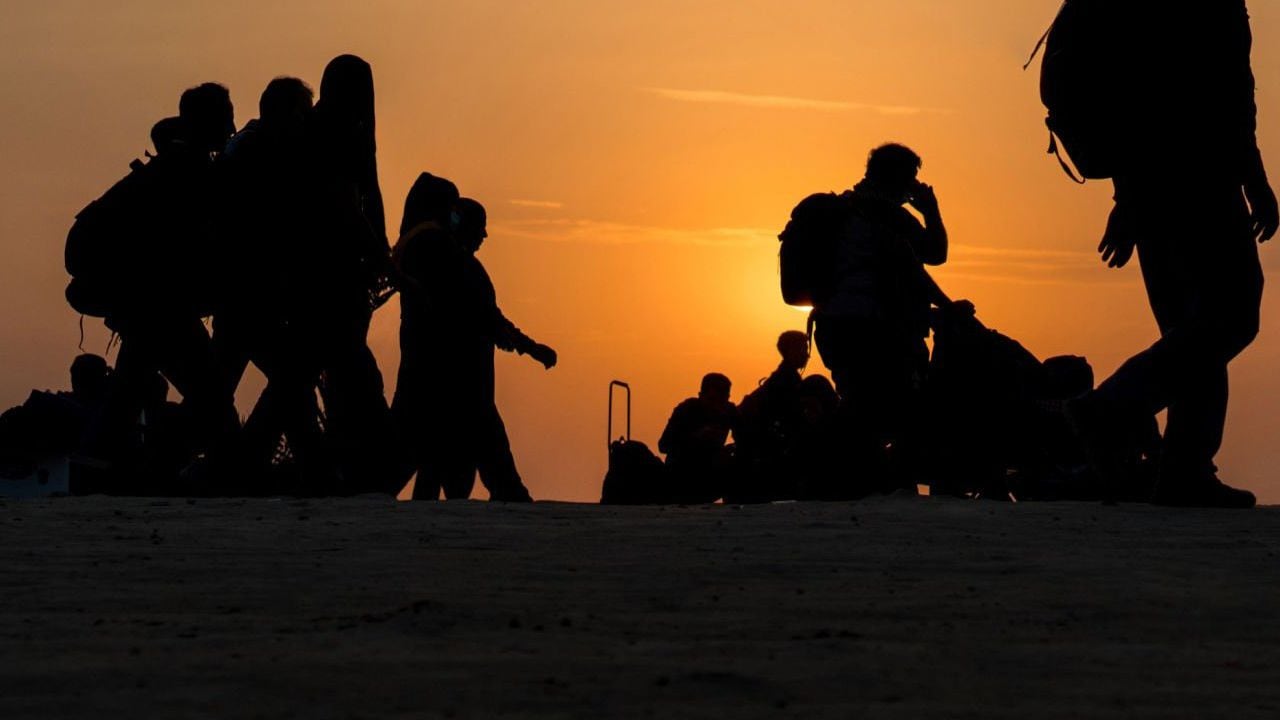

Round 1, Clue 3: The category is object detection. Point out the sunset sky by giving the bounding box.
[3,0,1280,502]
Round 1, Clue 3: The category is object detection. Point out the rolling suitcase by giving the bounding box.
[600,380,668,505]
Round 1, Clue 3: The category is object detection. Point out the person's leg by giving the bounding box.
[210,313,253,402]
[319,313,407,495]
[884,336,929,493]
[814,316,890,498]
[475,404,532,502]
[1089,188,1260,502]
[73,324,154,494]
[152,316,241,458]
[420,425,476,501]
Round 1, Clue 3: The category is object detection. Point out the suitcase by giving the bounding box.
[600,380,669,505]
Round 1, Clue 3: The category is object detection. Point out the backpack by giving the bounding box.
[64,158,156,317]
[1032,0,1130,182]
[778,192,850,308]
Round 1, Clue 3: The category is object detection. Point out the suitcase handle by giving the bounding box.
[608,380,631,447]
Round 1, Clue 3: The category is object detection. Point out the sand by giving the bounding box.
[1,496,1278,719]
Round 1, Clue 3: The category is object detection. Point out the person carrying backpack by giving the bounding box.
[798,144,959,496]
[1041,1,1278,508]
[71,84,240,490]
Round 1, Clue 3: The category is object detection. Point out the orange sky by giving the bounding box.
[3,0,1280,502]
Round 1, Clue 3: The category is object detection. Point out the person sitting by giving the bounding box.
[658,373,737,504]
[0,354,112,481]
[728,332,812,503]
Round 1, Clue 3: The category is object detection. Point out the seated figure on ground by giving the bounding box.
[0,355,112,481]
[921,302,1159,502]
[729,331,827,503]
[658,373,737,504]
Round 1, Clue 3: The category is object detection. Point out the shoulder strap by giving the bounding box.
[1023,1,1066,70]
[1047,127,1087,185]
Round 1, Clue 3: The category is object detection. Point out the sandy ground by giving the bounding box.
[1,496,1279,719]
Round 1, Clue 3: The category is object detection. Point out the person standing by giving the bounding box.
[393,187,554,501]
[1065,1,1278,508]
[811,143,953,496]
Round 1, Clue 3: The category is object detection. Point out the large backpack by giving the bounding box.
[777,192,850,308]
[64,158,157,317]
[1032,0,1132,182]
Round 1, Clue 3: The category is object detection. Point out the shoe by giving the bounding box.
[1151,476,1256,509]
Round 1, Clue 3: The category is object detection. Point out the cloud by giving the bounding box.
[490,218,775,248]
[509,199,564,210]
[941,243,1130,286]
[644,87,949,116]
[489,220,1128,285]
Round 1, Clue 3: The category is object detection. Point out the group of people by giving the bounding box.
[641,0,1279,509]
[46,55,556,500]
[3,2,1275,509]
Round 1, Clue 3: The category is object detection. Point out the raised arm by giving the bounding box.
[906,183,948,265]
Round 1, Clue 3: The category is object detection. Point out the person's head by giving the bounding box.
[178,82,235,154]
[699,373,732,405]
[800,375,839,416]
[863,142,923,202]
[259,76,314,130]
[318,54,375,129]
[69,354,111,403]
[150,116,189,156]
[777,330,810,371]
[401,172,460,235]
[453,197,488,253]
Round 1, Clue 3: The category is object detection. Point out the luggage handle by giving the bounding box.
[608,380,631,447]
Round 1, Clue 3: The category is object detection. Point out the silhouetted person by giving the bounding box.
[0,355,112,480]
[212,77,328,489]
[393,189,554,501]
[729,331,812,503]
[310,54,391,305]
[764,331,810,399]
[78,84,240,487]
[659,373,736,504]
[1067,1,1278,508]
[811,143,953,495]
[301,54,404,494]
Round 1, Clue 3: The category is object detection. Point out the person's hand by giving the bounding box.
[1245,178,1279,243]
[907,183,940,216]
[528,343,557,370]
[1099,202,1137,268]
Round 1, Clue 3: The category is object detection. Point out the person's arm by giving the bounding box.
[492,310,557,368]
[1225,1,1279,242]
[658,404,688,456]
[906,184,948,265]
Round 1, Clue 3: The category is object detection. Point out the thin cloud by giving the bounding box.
[490,218,775,248]
[943,243,1130,285]
[509,199,564,210]
[644,87,949,116]
[491,219,1130,285]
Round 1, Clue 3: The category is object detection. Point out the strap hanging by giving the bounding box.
[1048,130,1086,185]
